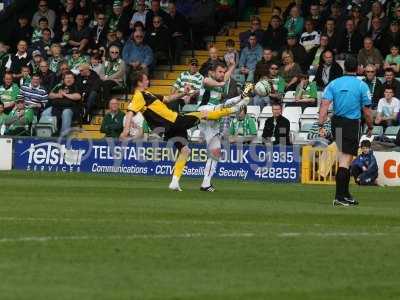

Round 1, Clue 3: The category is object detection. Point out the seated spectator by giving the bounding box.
[32,0,56,30]
[53,13,72,51]
[100,46,126,103]
[363,64,384,109]
[68,48,88,74]
[223,39,239,67]
[309,3,323,31]
[291,74,317,109]
[167,1,188,65]
[20,73,48,115]
[321,18,337,53]
[0,102,8,132]
[262,102,291,145]
[130,0,148,27]
[315,50,343,90]
[5,40,31,81]
[351,140,378,185]
[308,34,330,73]
[0,72,20,113]
[31,17,53,44]
[100,98,125,138]
[239,16,264,50]
[89,12,108,52]
[325,3,344,27]
[364,1,388,33]
[199,46,224,77]
[30,50,44,75]
[279,50,302,91]
[12,15,33,50]
[357,37,383,75]
[229,106,257,143]
[381,21,400,57]
[108,1,125,34]
[300,18,320,53]
[56,62,70,83]
[284,5,304,37]
[77,64,102,123]
[59,0,79,24]
[145,16,171,64]
[375,86,400,128]
[238,34,263,83]
[350,5,366,37]
[383,68,400,99]
[285,33,308,72]
[90,53,103,76]
[105,30,124,50]
[122,30,153,86]
[5,96,34,136]
[261,15,287,55]
[254,48,275,82]
[19,66,32,87]
[336,18,363,60]
[69,14,91,52]
[122,112,149,141]
[31,28,53,58]
[38,60,56,92]
[48,44,64,74]
[171,58,204,108]
[42,71,82,135]
[368,17,384,52]
[307,116,332,141]
[384,45,400,74]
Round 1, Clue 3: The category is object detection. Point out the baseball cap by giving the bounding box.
[189,58,199,65]
[32,50,42,57]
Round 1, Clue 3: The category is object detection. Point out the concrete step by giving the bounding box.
[156,65,187,71]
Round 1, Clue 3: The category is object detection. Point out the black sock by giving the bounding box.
[335,167,348,199]
[344,168,351,198]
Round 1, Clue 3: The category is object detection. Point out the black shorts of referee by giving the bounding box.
[164,114,200,150]
[331,115,360,156]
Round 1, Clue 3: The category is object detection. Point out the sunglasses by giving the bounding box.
[110,51,119,54]
[270,67,278,70]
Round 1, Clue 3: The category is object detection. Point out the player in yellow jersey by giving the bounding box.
[120,72,253,191]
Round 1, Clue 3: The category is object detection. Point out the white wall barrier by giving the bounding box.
[375,152,400,186]
[0,138,13,170]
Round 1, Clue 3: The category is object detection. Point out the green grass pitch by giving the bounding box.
[1,171,400,300]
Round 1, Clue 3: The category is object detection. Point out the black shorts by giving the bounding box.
[331,115,360,156]
[164,114,200,150]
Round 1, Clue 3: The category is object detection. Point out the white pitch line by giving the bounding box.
[278,232,389,237]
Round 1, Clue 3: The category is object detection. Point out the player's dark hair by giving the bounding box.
[271,101,282,108]
[210,61,227,71]
[38,17,48,24]
[344,56,358,73]
[383,84,395,92]
[132,71,147,89]
[225,39,235,48]
[385,67,395,74]
[360,140,371,148]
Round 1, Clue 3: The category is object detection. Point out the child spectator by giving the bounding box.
[223,39,239,67]
[384,44,400,74]
[375,85,400,128]
[19,66,32,87]
[351,140,378,186]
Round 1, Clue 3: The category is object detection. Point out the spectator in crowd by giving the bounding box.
[19,66,31,87]
[363,64,384,109]
[239,16,264,50]
[145,0,170,30]
[307,115,332,141]
[130,0,148,27]
[375,85,400,128]
[351,140,378,186]
[31,28,53,58]
[105,30,124,50]
[368,17,384,53]
[384,45,400,74]
[262,102,291,145]
[90,53,103,76]
[54,13,72,51]
[272,6,282,18]
[261,15,287,54]
[68,48,88,74]
[32,0,56,30]
[5,40,30,81]
[77,64,102,123]
[336,18,363,59]
[69,14,91,52]
[171,58,204,106]
[56,62,70,83]
[350,5,366,36]
[89,12,108,51]
[291,74,318,109]
[315,50,343,90]
[238,34,263,83]
[309,3,323,31]
[42,71,82,135]
[100,98,125,138]
[325,3,343,26]
[284,5,304,37]
[5,96,34,136]
[0,43,9,83]
[279,50,302,91]
[224,39,239,67]
[145,16,170,64]
[381,21,400,57]
[119,0,135,38]
[300,18,320,53]
[108,1,124,33]
[48,44,63,74]
[229,106,257,143]
[364,1,388,33]
[30,50,44,75]
[308,34,330,72]
[199,46,224,77]
[167,1,188,65]
[60,0,79,24]
[20,73,48,115]
[100,45,126,103]
[254,48,275,82]
[31,17,52,44]
[322,18,337,53]
[122,111,149,141]
[38,61,56,93]
[383,68,400,99]
[0,102,8,131]
[0,72,20,113]
[357,37,383,75]
[123,30,153,85]
[284,33,308,72]
[12,15,33,50]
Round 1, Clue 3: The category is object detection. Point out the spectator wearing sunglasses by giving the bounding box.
[363,64,384,110]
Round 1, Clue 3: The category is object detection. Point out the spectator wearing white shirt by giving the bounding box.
[130,0,148,27]
[300,19,320,53]
[375,86,400,129]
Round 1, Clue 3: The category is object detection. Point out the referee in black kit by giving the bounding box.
[319,56,373,207]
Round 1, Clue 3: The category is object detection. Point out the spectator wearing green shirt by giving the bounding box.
[0,102,8,134]
[229,106,257,143]
[68,48,89,75]
[100,98,125,138]
[291,74,318,110]
[284,6,304,37]
[0,72,20,113]
[6,97,34,136]
[384,44,400,73]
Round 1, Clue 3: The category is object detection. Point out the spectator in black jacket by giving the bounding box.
[315,50,343,90]
[254,48,275,82]
[145,0,170,31]
[284,33,308,73]
[77,63,102,123]
[30,28,52,58]
[12,15,33,51]
[145,16,171,64]
[363,64,384,109]
[262,102,291,145]
[381,21,400,57]
[69,14,91,52]
[38,60,57,92]
[336,18,363,59]
[308,34,330,72]
[89,12,108,51]
[199,46,224,77]
[261,15,287,54]
[239,16,264,50]
[383,68,400,99]
[5,40,31,81]
[167,2,188,64]
[322,18,337,53]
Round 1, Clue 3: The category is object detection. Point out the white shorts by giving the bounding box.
[198,105,222,148]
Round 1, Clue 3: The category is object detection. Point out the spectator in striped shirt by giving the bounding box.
[20,73,48,115]
[170,58,204,110]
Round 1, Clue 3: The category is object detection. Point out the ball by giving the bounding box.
[254,80,272,97]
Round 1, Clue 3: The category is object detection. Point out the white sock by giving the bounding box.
[201,158,218,187]
[171,175,180,186]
